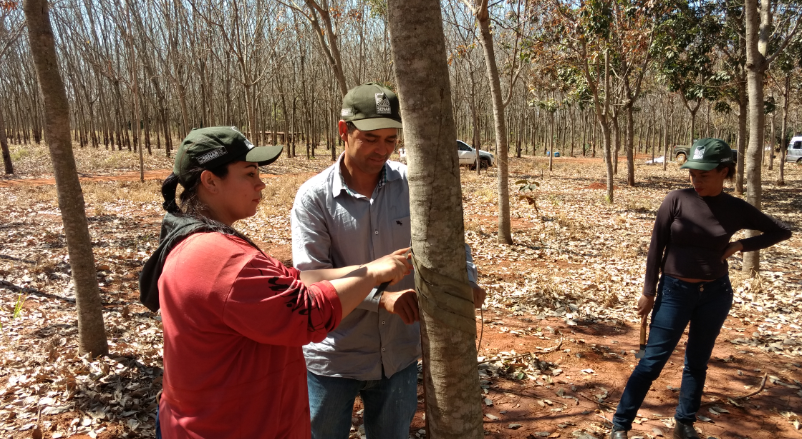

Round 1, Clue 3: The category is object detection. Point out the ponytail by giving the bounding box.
[162,173,181,213]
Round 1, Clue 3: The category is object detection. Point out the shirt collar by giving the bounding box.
[333,153,393,198]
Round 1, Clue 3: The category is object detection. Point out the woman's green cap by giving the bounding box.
[173,126,283,185]
[680,138,733,171]
[340,82,403,131]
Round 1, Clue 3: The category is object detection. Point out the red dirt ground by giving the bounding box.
[401,313,801,439]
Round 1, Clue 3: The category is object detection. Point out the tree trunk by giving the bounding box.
[768,109,775,171]
[742,0,769,276]
[388,1,483,437]
[735,76,747,194]
[477,2,512,245]
[777,72,790,185]
[24,0,108,357]
[1,105,12,174]
[625,105,635,186]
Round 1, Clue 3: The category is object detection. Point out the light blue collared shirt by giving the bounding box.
[291,154,477,380]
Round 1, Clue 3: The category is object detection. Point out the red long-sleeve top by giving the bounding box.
[157,232,342,439]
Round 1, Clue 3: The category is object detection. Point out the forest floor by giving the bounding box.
[0,142,800,439]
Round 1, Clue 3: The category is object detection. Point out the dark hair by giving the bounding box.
[346,121,358,135]
[161,165,263,252]
[716,162,736,181]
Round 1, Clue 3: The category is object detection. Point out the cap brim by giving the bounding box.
[244,145,283,166]
[352,118,403,131]
[680,160,718,171]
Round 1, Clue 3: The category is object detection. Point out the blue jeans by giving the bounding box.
[155,405,162,439]
[612,275,733,431]
[307,361,419,439]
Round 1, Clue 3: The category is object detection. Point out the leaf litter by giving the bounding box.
[0,146,801,438]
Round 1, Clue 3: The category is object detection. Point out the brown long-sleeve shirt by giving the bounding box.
[643,188,792,296]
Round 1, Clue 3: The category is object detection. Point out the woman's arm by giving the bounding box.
[734,200,792,252]
[302,248,412,318]
[642,194,676,297]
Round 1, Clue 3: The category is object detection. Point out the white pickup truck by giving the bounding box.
[786,136,802,163]
[399,140,494,169]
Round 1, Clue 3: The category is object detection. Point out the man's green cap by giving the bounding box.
[341,82,403,131]
[173,126,282,185]
[680,138,733,171]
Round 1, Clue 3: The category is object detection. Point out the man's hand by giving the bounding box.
[380,289,419,324]
[721,241,744,262]
[366,248,412,286]
[637,294,655,318]
[472,284,486,309]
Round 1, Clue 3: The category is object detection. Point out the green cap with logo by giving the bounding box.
[173,126,283,185]
[340,82,403,131]
[680,138,732,171]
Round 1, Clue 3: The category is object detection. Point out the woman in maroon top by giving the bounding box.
[609,139,791,439]
[139,127,412,439]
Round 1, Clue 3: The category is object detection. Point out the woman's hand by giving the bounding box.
[366,248,412,286]
[721,241,744,262]
[637,294,655,318]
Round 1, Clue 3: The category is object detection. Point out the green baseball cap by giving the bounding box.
[173,126,283,185]
[340,82,403,131]
[680,138,733,171]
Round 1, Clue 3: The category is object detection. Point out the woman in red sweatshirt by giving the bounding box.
[139,127,411,439]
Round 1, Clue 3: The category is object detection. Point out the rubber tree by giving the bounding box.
[653,1,721,158]
[24,0,108,357]
[1,6,24,174]
[387,0,484,437]
[473,0,513,244]
[771,39,802,186]
[742,0,801,276]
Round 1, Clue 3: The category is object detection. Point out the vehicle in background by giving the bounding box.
[786,136,802,163]
[673,144,737,165]
[400,141,495,169]
[457,140,495,169]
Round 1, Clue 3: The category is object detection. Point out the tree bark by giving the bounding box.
[24,0,108,357]
[388,0,484,437]
[1,105,12,174]
[476,1,512,244]
[777,72,790,185]
[735,74,748,194]
[742,0,769,276]
[625,104,635,186]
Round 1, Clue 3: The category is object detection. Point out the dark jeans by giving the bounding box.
[307,362,419,439]
[612,275,733,431]
[155,405,162,439]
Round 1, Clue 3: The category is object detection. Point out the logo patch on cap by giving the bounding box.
[197,148,226,164]
[375,93,391,115]
[693,146,704,159]
[341,108,354,117]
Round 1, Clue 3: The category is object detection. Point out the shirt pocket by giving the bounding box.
[392,215,412,252]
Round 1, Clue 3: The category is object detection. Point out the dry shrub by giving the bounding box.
[83,181,161,206]
[259,173,313,212]
[5,139,173,176]
[15,185,58,206]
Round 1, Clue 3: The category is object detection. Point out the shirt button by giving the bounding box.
[381,321,386,325]
[374,230,379,235]
[381,348,386,352]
